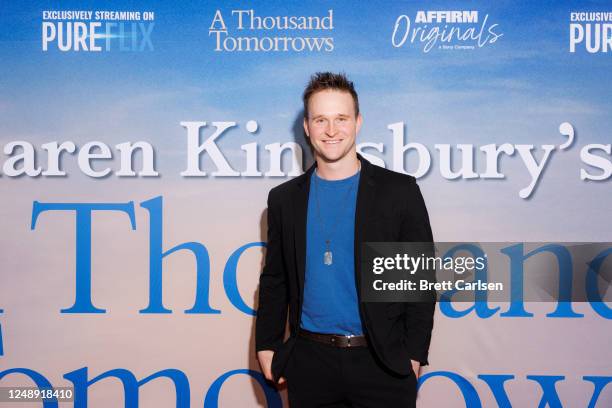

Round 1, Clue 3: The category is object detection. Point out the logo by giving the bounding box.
[208,9,334,52]
[41,10,155,52]
[569,11,612,53]
[391,10,502,53]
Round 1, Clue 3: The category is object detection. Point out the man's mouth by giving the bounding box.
[323,139,342,144]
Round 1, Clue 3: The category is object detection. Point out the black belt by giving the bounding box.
[299,328,368,348]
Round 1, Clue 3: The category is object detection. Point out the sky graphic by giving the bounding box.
[1,2,609,243]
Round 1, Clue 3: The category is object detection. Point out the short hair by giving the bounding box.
[302,72,359,119]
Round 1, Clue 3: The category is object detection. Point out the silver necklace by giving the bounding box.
[312,164,360,266]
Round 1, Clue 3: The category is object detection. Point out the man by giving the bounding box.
[256,72,435,407]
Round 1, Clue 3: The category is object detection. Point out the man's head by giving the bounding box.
[302,72,362,165]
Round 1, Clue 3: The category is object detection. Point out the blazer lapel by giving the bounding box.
[292,163,315,303]
[354,154,377,294]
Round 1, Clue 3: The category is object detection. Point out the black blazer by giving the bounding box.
[256,154,435,382]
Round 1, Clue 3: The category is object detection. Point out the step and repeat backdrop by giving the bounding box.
[1,1,610,407]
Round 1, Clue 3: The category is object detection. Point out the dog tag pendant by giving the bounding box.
[324,250,333,266]
[324,240,333,265]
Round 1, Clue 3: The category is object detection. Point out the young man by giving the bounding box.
[256,72,435,407]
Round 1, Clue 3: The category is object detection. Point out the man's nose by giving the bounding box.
[326,121,337,136]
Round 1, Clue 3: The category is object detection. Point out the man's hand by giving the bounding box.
[257,350,285,384]
[410,359,421,379]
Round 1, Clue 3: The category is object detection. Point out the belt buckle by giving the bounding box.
[330,334,353,348]
[346,334,354,347]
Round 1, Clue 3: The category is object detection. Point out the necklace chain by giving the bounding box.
[312,162,361,266]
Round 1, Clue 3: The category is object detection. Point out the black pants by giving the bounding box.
[285,336,417,408]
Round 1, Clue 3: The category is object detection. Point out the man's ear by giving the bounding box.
[356,113,363,133]
[303,117,309,138]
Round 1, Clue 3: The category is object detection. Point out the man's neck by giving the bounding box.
[315,154,360,180]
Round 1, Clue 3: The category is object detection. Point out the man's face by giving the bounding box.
[303,89,362,164]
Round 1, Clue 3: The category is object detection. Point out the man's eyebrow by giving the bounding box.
[311,113,350,119]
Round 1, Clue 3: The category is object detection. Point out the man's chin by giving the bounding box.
[317,153,344,164]
[319,152,348,164]
[314,147,355,164]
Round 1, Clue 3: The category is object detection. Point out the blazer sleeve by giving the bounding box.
[400,178,436,366]
[255,189,289,352]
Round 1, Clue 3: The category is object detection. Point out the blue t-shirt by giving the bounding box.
[300,168,363,335]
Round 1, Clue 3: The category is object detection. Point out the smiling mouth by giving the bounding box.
[323,139,342,144]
